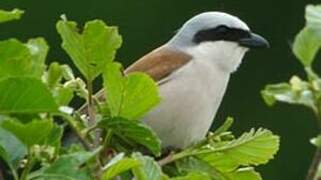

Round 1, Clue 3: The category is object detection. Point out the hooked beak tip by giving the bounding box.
[239,33,270,49]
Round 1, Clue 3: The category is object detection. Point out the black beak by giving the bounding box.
[239,33,270,49]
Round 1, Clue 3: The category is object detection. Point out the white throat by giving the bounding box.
[185,41,248,73]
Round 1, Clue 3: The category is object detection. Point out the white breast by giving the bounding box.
[143,55,230,149]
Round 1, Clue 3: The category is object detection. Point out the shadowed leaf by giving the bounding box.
[99,117,161,156]
[0,127,27,169]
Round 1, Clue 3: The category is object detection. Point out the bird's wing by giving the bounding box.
[81,46,192,112]
[124,46,192,83]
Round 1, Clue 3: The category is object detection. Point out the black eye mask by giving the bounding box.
[193,25,251,44]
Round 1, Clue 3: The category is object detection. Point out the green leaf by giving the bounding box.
[293,27,321,66]
[198,128,279,172]
[26,38,49,77]
[0,8,24,23]
[175,156,224,179]
[0,77,58,113]
[99,117,161,156]
[35,150,97,180]
[261,78,315,109]
[171,172,211,180]
[56,18,122,81]
[0,119,54,147]
[45,63,76,105]
[132,153,162,180]
[0,38,48,79]
[103,62,160,120]
[174,157,261,180]
[45,125,63,150]
[311,135,321,148]
[225,167,262,180]
[46,62,63,88]
[306,5,321,32]
[212,117,234,137]
[0,127,27,168]
[102,153,140,179]
[54,87,74,106]
[61,64,75,80]
[0,39,34,78]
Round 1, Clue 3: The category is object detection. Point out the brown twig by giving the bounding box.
[158,151,175,166]
[307,149,321,180]
[57,113,92,150]
[306,106,321,180]
[87,80,96,126]
[87,80,103,180]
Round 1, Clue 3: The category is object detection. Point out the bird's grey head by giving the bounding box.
[167,12,269,73]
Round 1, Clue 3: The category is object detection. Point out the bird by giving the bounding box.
[86,12,269,150]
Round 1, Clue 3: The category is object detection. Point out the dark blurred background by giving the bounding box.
[0,0,320,179]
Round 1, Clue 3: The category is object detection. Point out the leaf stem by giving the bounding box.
[87,80,102,148]
[20,151,34,180]
[57,112,92,150]
[87,80,95,126]
[86,80,102,180]
[307,105,321,180]
[158,149,195,166]
[1,163,18,180]
[307,148,321,180]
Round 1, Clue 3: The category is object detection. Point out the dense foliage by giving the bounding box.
[0,8,279,180]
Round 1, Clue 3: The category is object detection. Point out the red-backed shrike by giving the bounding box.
[88,12,269,149]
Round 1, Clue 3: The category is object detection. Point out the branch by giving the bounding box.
[307,105,321,180]
[307,148,321,180]
[56,113,92,150]
[20,150,35,180]
[86,80,102,180]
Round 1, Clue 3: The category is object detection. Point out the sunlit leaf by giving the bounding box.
[54,87,74,106]
[102,153,140,179]
[61,64,75,80]
[45,62,75,106]
[306,5,321,32]
[0,77,58,113]
[311,135,321,148]
[225,167,262,180]
[46,62,63,88]
[261,80,315,109]
[0,39,33,78]
[132,153,162,180]
[103,62,160,120]
[99,117,161,156]
[26,38,49,77]
[0,8,24,23]
[0,38,48,79]
[175,157,224,179]
[56,18,122,81]
[212,117,234,137]
[198,128,279,172]
[293,28,321,66]
[170,172,211,180]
